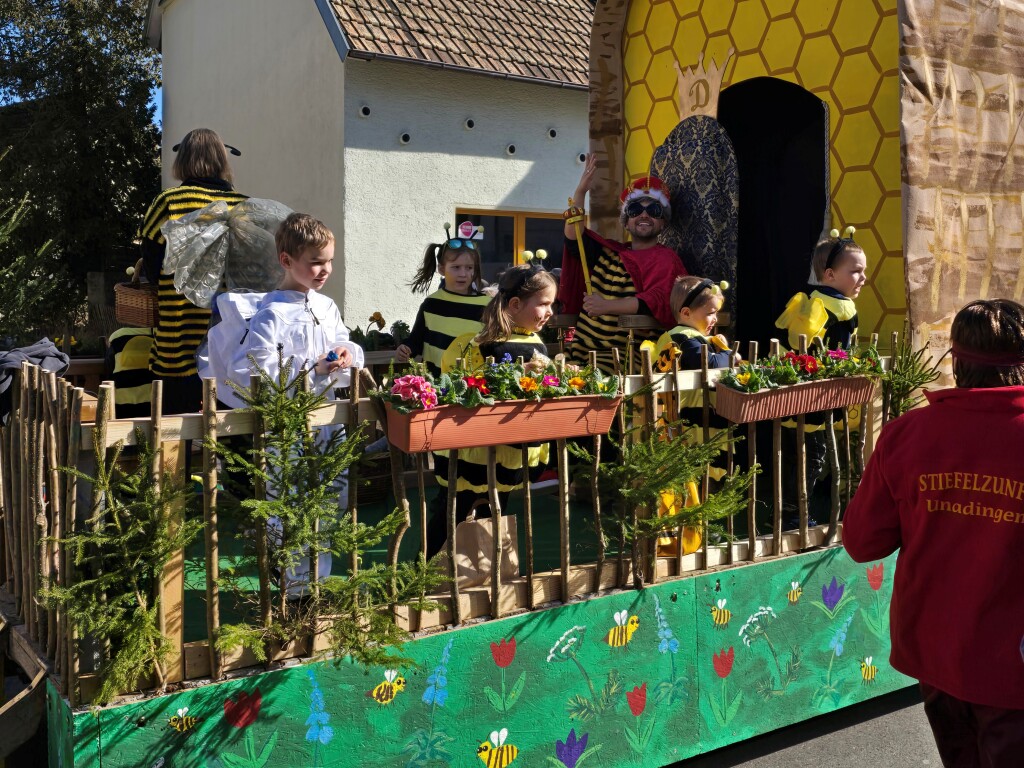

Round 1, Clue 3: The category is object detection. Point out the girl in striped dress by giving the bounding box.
[426,265,555,558]
[396,227,490,376]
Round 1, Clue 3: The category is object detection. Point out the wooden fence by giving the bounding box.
[0,335,891,706]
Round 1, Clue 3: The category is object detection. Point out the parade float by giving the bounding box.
[2,0,1019,766]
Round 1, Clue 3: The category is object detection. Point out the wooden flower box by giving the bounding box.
[385,396,623,453]
[713,376,877,424]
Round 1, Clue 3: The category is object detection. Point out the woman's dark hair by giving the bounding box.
[951,299,1024,388]
[409,242,484,294]
[476,264,557,345]
[171,128,233,184]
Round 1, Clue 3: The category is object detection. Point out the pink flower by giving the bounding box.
[420,389,438,410]
[828,349,849,360]
[542,375,560,387]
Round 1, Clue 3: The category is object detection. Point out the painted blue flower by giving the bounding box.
[822,577,844,612]
[423,638,454,707]
[653,594,679,655]
[828,614,855,656]
[305,669,334,745]
[555,728,588,768]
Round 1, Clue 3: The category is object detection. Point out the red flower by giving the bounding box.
[712,647,734,679]
[463,375,490,395]
[626,683,647,716]
[803,356,820,374]
[223,688,261,728]
[866,563,884,591]
[490,637,516,668]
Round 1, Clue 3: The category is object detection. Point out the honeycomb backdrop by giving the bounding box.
[621,0,903,339]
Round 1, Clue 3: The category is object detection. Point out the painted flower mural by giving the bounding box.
[813,576,855,620]
[862,563,888,639]
[624,683,655,759]
[626,683,647,716]
[219,688,276,768]
[224,689,261,728]
[547,625,621,720]
[652,594,687,706]
[554,728,602,767]
[306,669,333,768]
[405,638,455,768]
[708,648,742,726]
[813,613,856,709]
[486,636,526,714]
[866,563,884,591]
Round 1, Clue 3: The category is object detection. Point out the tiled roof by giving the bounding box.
[327,0,592,88]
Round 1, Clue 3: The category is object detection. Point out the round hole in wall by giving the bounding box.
[548,128,557,139]
[577,152,587,163]
[464,118,475,130]
[359,105,371,117]
[506,144,517,156]
[399,132,411,145]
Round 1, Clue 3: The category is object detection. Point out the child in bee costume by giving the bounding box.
[774,227,868,527]
[648,276,735,555]
[844,299,1024,768]
[426,265,555,562]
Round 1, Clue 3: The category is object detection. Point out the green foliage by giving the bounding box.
[220,731,279,768]
[566,669,623,721]
[0,0,160,325]
[719,345,882,393]
[41,431,202,704]
[402,729,455,767]
[884,334,941,420]
[348,313,410,351]
[569,421,757,586]
[211,354,441,668]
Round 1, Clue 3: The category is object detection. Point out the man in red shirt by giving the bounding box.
[844,299,1024,767]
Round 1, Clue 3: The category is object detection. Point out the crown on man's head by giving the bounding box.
[620,176,671,209]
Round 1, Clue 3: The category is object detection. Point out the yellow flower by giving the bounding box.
[852,357,861,364]
[736,372,751,386]
[369,312,386,330]
[519,376,539,392]
[568,376,586,389]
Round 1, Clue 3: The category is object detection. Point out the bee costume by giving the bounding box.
[426,331,551,557]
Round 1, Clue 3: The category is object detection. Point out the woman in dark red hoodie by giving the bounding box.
[844,299,1024,768]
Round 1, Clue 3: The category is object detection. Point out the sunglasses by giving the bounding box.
[171,142,242,156]
[446,239,477,250]
[624,200,664,219]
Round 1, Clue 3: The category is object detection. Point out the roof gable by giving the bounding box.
[326,0,591,88]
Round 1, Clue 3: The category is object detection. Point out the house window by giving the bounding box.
[456,210,566,283]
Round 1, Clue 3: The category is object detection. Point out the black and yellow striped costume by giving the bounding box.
[566,244,653,374]
[403,289,492,377]
[775,286,858,352]
[106,327,154,418]
[138,178,247,411]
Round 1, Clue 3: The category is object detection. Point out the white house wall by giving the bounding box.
[158,0,346,300]
[342,58,588,329]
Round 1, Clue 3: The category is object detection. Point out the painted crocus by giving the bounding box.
[866,563,884,591]
[822,577,844,612]
[626,682,647,716]
[712,647,734,678]
[555,728,588,768]
[223,688,261,728]
[490,637,516,668]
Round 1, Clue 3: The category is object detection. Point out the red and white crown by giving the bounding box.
[620,176,670,208]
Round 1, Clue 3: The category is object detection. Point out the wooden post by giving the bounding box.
[31,365,46,641]
[746,341,758,561]
[824,408,842,545]
[21,364,34,636]
[843,409,852,510]
[796,335,809,549]
[93,383,115,661]
[521,445,535,610]
[589,351,605,589]
[446,448,461,625]
[639,347,656,585]
[700,345,711,569]
[671,354,686,577]
[487,447,503,619]
[201,379,221,679]
[249,376,272,639]
[347,370,361,575]
[42,371,61,659]
[770,340,783,556]
[557,437,572,600]
[65,387,83,705]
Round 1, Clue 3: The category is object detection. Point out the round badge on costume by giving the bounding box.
[458,221,475,239]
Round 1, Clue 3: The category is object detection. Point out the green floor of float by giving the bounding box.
[180,484,611,642]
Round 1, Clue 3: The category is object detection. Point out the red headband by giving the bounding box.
[950,341,1024,367]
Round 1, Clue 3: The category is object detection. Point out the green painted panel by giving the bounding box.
[55,547,910,768]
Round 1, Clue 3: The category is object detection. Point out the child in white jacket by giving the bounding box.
[247,213,363,593]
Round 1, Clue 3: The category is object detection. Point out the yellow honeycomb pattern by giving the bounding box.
[622,0,903,339]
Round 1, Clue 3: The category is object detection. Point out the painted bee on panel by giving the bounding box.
[604,609,640,648]
[477,728,519,768]
[367,669,406,705]
[167,707,197,734]
[860,656,877,683]
[787,581,803,605]
[710,598,732,628]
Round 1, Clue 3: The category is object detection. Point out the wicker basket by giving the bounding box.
[114,259,158,327]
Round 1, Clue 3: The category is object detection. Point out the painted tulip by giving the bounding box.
[223,688,261,728]
[490,637,516,668]
[626,682,647,716]
[712,647,734,679]
[866,563,884,591]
